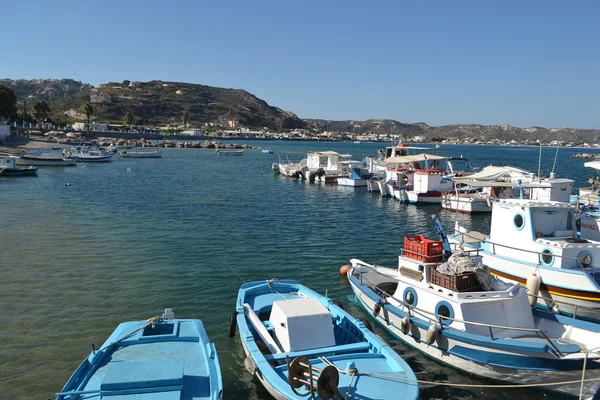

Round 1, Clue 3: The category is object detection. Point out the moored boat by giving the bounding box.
[453,199,600,321]
[0,156,37,176]
[347,235,600,397]
[232,279,419,400]
[55,309,223,400]
[118,147,163,158]
[66,146,113,162]
[215,148,245,156]
[262,148,275,154]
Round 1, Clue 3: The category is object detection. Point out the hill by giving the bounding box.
[1,78,306,129]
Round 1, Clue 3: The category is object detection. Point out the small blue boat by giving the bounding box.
[56,309,223,400]
[262,148,275,154]
[231,279,419,400]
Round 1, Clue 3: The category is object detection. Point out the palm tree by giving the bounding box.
[83,103,93,134]
[123,112,134,131]
[32,100,51,126]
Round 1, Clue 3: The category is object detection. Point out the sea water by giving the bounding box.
[0,141,594,399]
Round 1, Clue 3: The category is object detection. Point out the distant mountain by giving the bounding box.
[1,78,306,129]
[2,78,599,143]
[304,119,429,136]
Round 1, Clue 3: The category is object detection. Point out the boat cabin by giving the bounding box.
[445,157,475,177]
[485,199,600,270]
[306,151,346,172]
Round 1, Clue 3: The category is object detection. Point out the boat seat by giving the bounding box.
[264,341,371,362]
[100,359,184,391]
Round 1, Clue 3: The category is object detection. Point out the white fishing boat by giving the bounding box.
[337,167,372,187]
[66,146,113,162]
[118,147,163,158]
[16,147,76,166]
[305,151,353,183]
[272,153,308,179]
[441,166,574,214]
[453,199,600,321]
[215,148,245,156]
[347,245,600,398]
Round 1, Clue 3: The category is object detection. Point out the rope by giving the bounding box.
[318,355,600,391]
[267,278,288,300]
[98,315,161,352]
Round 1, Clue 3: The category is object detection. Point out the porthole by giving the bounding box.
[513,213,525,230]
[541,248,554,266]
[577,251,593,268]
[403,287,418,307]
[435,301,454,326]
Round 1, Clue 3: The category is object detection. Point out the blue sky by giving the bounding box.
[2,0,599,128]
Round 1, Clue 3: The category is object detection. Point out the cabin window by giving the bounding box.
[435,301,454,326]
[577,251,593,268]
[541,249,555,266]
[403,287,418,307]
[513,213,525,230]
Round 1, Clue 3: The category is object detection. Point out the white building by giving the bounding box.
[181,130,203,136]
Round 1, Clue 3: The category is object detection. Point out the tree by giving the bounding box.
[83,103,93,134]
[182,111,189,126]
[0,85,17,119]
[33,100,51,125]
[123,112,134,130]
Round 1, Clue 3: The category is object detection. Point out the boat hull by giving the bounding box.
[441,194,492,213]
[337,177,368,187]
[348,273,600,398]
[0,167,37,176]
[16,157,76,166]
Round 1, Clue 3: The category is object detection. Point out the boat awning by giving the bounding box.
[456,166,531,181]
[584,161,600,171]
[384,153,448,164]
[452,179,553,188]
[309,151,339,156]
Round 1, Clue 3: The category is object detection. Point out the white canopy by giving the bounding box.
[308,151,340,156]
[384,153,448,164]
[454,165,533,182]
[584,161,600,171]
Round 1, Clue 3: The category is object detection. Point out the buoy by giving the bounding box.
[340,265,351,276]
[425,322,438,345]
[526,273,541,307]
[244,356,256,375]
[400,316,410,335]
[552,303,561,314]
[64,183,71,186]
[228,310,237,337]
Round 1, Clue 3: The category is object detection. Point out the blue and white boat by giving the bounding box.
[56,309,223,400]
[348,238,600,397]
[232,279,419,400]
[262,148,275,154]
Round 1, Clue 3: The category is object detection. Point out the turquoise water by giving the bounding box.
[0,142,596,399]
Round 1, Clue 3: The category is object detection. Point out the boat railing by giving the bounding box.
[455,230,592,275]
[523,291,599,320]
[352,261,565,358]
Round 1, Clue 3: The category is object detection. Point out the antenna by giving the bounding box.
[537,146,542,179]
[551,142,560,174]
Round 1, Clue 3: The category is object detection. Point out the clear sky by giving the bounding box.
[2,0,599,128]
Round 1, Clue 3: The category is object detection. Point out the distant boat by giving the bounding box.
[66,146,113,162]
[118,147,163,158]
[0,156,37,176]
[262,148,275,154]
[55,309,223,400]
[215,148,244,156]
[16,147,76,166]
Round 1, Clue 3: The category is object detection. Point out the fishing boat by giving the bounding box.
[55,309,223,400]
[453,199,600,321]
[118,147,163,158]
[272,153,308,178]
[16,147,76,166]
[347,227,600,397]
[305,151,353,183]
[441,167,574,214]
[231,279,419,400]
[66,146,113,162]
[215,148,245,156]
[0,156,37,176]
[337,167,372,187]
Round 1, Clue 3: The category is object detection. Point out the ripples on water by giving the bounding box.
[0,142,593,399]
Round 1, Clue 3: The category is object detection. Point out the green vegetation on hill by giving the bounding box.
[2,79,306,130]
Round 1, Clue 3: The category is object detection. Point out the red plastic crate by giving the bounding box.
[403,235,443,262]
